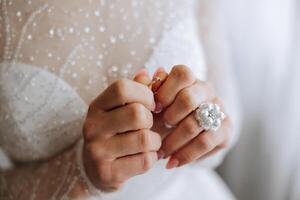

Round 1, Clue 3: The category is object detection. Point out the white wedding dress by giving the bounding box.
[219,0,300,199]
[0,0,240,199]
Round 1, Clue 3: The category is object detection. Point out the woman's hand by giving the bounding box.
[154,65,232,169]
[82,79,162,192]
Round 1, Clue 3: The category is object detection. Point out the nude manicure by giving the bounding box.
[166,158,179,169]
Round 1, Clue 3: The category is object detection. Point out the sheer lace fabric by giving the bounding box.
[0,0,237,199]
[0,0,206,161]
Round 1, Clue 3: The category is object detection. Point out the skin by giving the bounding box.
[83,78,161,192]
[152,66,232,169]
[83,65,232,192]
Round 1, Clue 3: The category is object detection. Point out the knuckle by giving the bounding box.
[86,142,105,161]
[130,103,146,121]
[113,79,128,103]
[129,104,152,128]
[172,65,195,83]
[138,130,154,151]
[141,153,154,172]
[197,135,214,150]
[178,89,196,109]
[181,120,199,139]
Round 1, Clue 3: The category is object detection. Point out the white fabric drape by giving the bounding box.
[219,0,300,199]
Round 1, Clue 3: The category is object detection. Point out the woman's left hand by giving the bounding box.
[154,65,232,169]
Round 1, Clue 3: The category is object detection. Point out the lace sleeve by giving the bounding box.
[0,140,110,200]
[0,71,107,199]
[0,62,108,199]
[192,0,242,168]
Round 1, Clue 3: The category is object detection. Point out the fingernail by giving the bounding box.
[153,67,165,78]
[157,149,165,160]
[164,122,173,129]
[136,68,148,77]
[166,158,179,169]
[154,102,163,114]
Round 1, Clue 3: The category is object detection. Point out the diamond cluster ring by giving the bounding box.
[195,103,226,131]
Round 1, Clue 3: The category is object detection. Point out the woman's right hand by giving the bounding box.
[82,78,162,192]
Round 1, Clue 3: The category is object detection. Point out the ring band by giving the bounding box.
[148,77,162,87]
[195,103,226,131]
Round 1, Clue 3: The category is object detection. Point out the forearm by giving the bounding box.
[0,142,90,200]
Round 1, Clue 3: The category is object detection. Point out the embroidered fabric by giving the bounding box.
[0,0,240,199]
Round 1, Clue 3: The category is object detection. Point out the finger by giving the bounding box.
[151,67,168,92]
[134,68,152,85]
[160,96,223,158]
[106,129,161,158]
[197,145,224,161]
[92,79,155,111]
[163,80,214,126]
[155,65,196,108]
[106,103,154,134]
[85,103,154,140]
[83,110,108,141]
[195,124,232,160]
[111,152,158,183]
[167,117,230,169]
[161,114,203,158]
